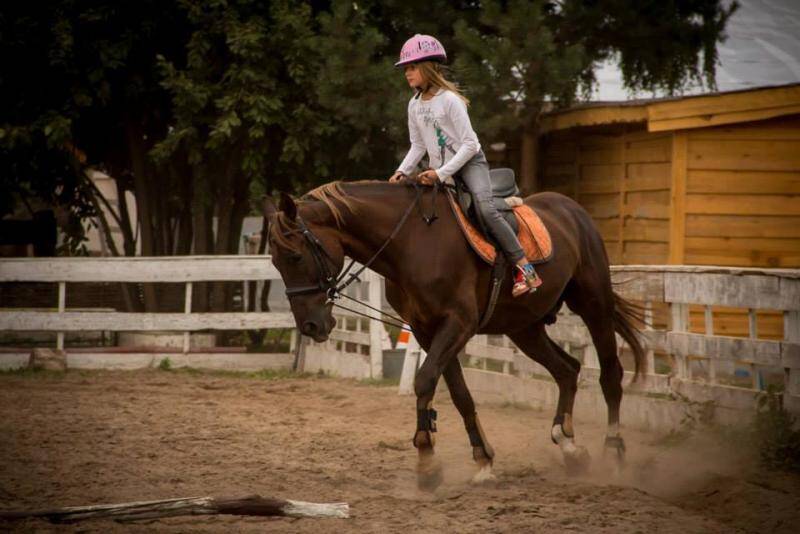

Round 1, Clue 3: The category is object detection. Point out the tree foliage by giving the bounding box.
[1,0,737,307]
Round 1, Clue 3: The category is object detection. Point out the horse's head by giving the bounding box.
[264,193,343,342]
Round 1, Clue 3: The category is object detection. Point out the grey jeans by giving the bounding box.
[457,151,525,263]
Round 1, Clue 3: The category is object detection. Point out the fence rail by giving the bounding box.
[1,257,798,416]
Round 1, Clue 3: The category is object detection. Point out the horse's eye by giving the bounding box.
[288,253,302,263]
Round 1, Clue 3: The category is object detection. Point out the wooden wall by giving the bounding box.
[676,116,800,267]
[540,115,800,268]
[540,115,800,340]
[540,126,671,264]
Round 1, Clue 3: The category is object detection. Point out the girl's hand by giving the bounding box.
[416,169,439,186]
[388,171,406,183]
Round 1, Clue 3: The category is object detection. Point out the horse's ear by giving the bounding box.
[279,192,297,221]
[262,195,278,219]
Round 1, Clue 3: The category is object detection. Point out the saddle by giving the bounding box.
[448,168,553,266]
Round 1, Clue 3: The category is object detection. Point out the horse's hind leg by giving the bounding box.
[565,279,627,462]
[442,357,496,483]
[508,324,590,473]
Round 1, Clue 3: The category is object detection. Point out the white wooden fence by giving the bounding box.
[0,256,387,376]
[1,257,798,418]
[455,265,800,417]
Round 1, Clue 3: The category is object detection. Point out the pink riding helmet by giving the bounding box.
[395,34,447,67]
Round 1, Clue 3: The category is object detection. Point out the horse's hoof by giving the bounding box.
[471,463,497,485]
[563,445,591,475]
[417,454,443,491]
[604,435,626,471]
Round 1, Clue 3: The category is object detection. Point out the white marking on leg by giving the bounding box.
[471,463,496,484]
[551,424,579,455]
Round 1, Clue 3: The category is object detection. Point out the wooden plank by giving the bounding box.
[684,250,800,268]
[689,308,785,340]
[579,145,622,165]
[593,218,620,242]
[625,138,671,163]
[465,338,517,363]
[684,237,800,268]
[664,272,800,310]
[623,242,669,264]
[685,194,800,216]
[540,105,648,134]
[649,104,800,133]
[686,170,800,194]
[626,162,670,191]
[686,116,800,141]
[623,191,671,219]
[609,270,665,302]
[623,218,669,242]
[686,215,800,239]
[580,193,619,218]
[329,328,370,346]
[0,311,297,331]
[648,85,800,121]
[610,264,800,279]
[543,162,575,177]
[0,256,280,283]
[669,132,687,263]
[687,140,800,172]
[618,135,627,261]
[666,331,788,367]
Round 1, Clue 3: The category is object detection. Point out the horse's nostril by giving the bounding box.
[302,321,318,336]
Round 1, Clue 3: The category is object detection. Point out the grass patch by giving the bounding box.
[171,366,326,381]
[0,367,70,379]
[357,376,400,387]
[158,357,172,371]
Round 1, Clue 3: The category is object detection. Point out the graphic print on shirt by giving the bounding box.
[415,104,457,167]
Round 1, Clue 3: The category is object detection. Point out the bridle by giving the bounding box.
[279,182,435,329]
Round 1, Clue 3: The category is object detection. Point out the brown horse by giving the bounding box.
[264,180,645,489]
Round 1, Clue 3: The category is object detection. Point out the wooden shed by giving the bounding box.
[538,83,800,269]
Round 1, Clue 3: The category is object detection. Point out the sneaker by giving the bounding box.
[512,263,543,297]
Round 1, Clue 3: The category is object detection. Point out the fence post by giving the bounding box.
[183,282,193,354]
[784,311,800,408]
[644,301,655,377]
[671,302,689,380]
[56,281,66,351]
[367,270,383,379]
[705,305,716,384]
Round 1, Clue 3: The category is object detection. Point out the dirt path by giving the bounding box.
[1,370,798,533]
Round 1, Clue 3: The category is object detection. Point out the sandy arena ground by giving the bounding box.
[1,369,798,533]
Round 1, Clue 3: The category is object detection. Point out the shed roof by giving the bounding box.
[540,82,800,134]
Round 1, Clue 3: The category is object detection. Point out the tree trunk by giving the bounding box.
[192,166,213,312]
[519,122,540,196]
[126,121,159,311]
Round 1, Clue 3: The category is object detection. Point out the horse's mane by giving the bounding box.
[302,180,402,228]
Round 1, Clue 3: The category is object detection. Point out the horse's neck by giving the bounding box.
[325,183,418,281]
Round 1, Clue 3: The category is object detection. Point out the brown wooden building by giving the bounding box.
[538,83,800,269]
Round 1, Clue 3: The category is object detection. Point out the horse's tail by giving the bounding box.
[612,291,647,380]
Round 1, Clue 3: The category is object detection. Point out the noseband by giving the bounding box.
[283,217,339,300]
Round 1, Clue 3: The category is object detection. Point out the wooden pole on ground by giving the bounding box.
[0,495,349,524]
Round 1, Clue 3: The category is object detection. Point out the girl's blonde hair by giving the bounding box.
[416,61,470,105]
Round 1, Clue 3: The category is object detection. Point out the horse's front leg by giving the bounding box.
[412,316,474,491]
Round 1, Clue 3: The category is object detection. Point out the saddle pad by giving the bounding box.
[446,191,553,266]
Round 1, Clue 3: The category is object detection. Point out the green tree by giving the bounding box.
[453,0,738,193]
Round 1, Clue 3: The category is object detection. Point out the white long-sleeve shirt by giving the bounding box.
[396,89,481,182]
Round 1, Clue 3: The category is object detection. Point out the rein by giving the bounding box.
[283,182,436,331]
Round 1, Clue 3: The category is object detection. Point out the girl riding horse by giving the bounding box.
[388,34,542,298]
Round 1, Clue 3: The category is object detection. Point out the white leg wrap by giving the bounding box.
[551,424,579,455]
